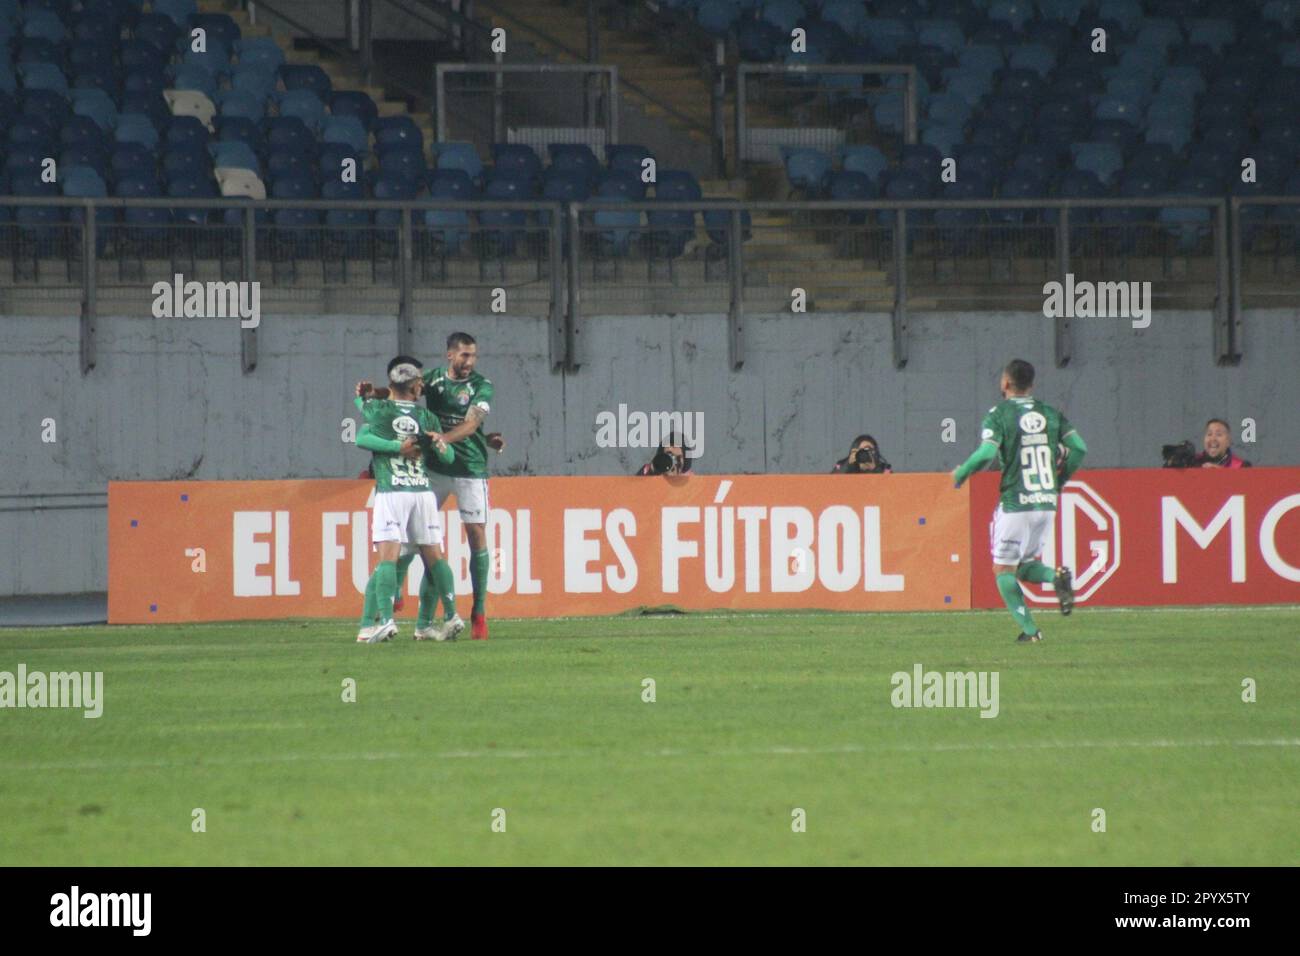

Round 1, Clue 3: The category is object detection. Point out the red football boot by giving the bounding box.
[471,612,488,640]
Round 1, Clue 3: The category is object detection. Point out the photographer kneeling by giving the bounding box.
[831,434,893,474]
[1163,418,1252,469]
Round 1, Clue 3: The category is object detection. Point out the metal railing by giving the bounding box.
[5,195,1296,375]
[736,64,920,164]
[435,63,619,154]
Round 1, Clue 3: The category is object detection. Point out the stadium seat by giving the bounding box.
[321,115,369,158]
[492,143,542,184]
[436,141,483,182]
[375,115,422,155]
[334,92,380,134]
[782,148,831,197]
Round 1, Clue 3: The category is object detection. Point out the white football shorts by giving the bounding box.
[372,490,444,547]
[989,504,1054,566]
[431,476,490,524]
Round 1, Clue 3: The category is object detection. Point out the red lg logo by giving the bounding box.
[1024,480,1121,605]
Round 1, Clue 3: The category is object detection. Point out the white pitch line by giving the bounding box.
[5,738,1298,773]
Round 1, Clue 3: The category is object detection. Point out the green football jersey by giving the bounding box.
[363,399,442,493]
[980,397,1076,512]
[421,365,494,478]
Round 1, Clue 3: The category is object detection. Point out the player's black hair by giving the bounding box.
[387,354,423,373]
[1004,359,1035,390]
[446,332,477,351]
[1205,418,1231,434]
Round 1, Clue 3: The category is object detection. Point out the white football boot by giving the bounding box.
[437,615,466,642]
[363,619,398,644]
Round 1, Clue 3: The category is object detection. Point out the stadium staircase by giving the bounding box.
[202,0,438,152]
[470,0,911,312]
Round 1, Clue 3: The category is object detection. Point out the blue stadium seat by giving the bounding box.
[492,143,542,183]
[264,116,315,157]
[278,89,326,134]
[321,115,368,158]
[548,143,600,183]
[280,64,331,99]
[236,37,285,72]
[173,62,219,99]
[589,171,642,206]
[374,115,422,155]
[162,145,209,182]
[436,141,483,181]
[334,91,380,133]
[1071,142,1123,184]
[218,89,266,123]
[192,12,241,50]
[114,113,159,149]
[379,146,427,184]
[230,64,277,99]
[317,142,360,183]
[592,199,640,257]
[71,88,116,132]
[605,143,652,179]
[110,142,157,183]
[782,147,831,197]
[267,148,314,184]
[210,139,260,174]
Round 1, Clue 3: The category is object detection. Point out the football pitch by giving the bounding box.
[1,608,1296,866]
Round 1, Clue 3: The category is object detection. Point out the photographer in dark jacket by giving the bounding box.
[831,434,893,474]
[637,433,695,476]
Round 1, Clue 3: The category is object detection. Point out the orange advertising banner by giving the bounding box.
[107,475,971,623]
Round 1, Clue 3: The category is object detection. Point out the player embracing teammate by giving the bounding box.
[952,359,1088,643]
[358,332,503,641]
[353,362,460,643]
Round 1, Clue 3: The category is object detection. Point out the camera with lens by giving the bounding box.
[651,448,685,475]
[1161,440,1197,468]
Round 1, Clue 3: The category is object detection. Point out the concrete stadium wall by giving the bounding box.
[2,308,1297,595]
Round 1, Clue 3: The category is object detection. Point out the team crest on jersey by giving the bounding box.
[457,391,470,405]
[1019,411,1047,434]
[393,415,420,437]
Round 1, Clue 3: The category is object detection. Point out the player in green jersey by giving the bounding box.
[368,333,505,640]
[353,362,462,643]
[951,359,1089,643]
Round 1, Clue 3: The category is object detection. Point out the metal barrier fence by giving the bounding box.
[435,63,619,156]
[736,64,919,164]
[4,196,1296,374]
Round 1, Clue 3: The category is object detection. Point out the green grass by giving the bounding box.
[1,608,1297,866]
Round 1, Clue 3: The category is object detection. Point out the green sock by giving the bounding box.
[996,572,1038,635]
[417,566,438,629]
[470,548,490,615]
[374,561,398,622]
[1017,561,1055,584]
[358,575,378,626]
[432,558,457,621]
[395,551,418,597]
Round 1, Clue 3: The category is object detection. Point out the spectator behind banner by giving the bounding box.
[1193,418,1251,468]
[831,434,893,474]
[637,432,695,476]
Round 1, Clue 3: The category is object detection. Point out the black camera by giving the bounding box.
[1162,440,1197,468]
[651,449,685,475]
[854,447,878,467]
